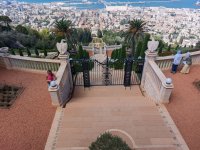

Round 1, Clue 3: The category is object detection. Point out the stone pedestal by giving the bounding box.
[58,54,69,61]
[160,82,174,103]
[48,86,60,106]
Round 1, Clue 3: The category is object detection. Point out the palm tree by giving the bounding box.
[124,19,146,57]
[54,18,77,50]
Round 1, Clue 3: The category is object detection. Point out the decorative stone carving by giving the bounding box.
[56,39,68,55]
[147,41,159,52]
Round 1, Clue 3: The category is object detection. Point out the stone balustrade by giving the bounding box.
[141,51,173,103]
[48,61,73,106]
[0,53,73,107]
[49,54,73,106]
[156,50,200,70]
[144,60,173,103]
[0,54,60,72]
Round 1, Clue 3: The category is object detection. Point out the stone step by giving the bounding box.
[68,96,155,107]
[73,85,143,98]
[54,86,177,150]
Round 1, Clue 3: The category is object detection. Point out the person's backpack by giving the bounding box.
[186,57,192,65]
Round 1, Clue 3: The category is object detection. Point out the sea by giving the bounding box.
[17,0,200,9]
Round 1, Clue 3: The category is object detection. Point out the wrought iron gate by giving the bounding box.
[70,56,144,87]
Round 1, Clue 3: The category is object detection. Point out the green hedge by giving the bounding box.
[89,132,131,150]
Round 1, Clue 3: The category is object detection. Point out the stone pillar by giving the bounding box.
[48,87,60,106]
[141,50,158,88]
[160,80,174,103]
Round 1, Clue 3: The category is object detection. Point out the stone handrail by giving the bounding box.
[0,54,61,72]
[143,60,173,103]
[156,50,200,70]
[48,61,73,106]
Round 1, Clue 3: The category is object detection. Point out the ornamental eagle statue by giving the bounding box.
[147,41,159,52]
[56,39,68,55]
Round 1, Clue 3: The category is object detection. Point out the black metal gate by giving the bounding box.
[70,56,144,87]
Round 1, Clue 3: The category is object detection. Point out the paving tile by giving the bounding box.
[150,138,176,145]
[55,86,175,149]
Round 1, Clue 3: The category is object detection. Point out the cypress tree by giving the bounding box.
[175,44,179,50]
[97,29,103,38]
[167,45,171,52]
[111,50,116,59]
[44,49,48,57]
[118,48,123,59]
[19,49,23,56]
[34,48,39,57]
[78,45,84,58]
[111,50,117,59]
[115,49,119,59]
[158,40,164,54]
[121,45,126,59]
[140,33,150,58]
[26,48,31,57]
[83,50,89,59]
[10,49,15,55]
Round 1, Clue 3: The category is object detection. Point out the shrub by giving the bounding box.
[26,48,31,56]
[89,132,131,150]
[158,51,174,56]
[10,49,15,55]
[16,25,28,34]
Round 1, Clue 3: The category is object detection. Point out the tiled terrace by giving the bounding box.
[165,65,200,150]
[0,67,56,150]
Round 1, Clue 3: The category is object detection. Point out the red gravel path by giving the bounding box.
[0,68,56,150]
[164,65,200,150]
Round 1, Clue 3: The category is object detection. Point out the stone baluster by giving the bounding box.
[160,79,174,103]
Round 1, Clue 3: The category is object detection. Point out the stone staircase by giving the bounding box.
[53,86,179,150]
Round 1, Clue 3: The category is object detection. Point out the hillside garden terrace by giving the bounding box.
[0,49,200,149]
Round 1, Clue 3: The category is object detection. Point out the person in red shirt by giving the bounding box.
[46,70,56,86]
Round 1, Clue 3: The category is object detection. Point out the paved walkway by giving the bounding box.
[164,65,200,150]
[54,86,179,150]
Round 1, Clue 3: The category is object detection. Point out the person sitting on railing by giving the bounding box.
[180,52,192,74]
[46,70,56,86]
[171,50,182,74]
